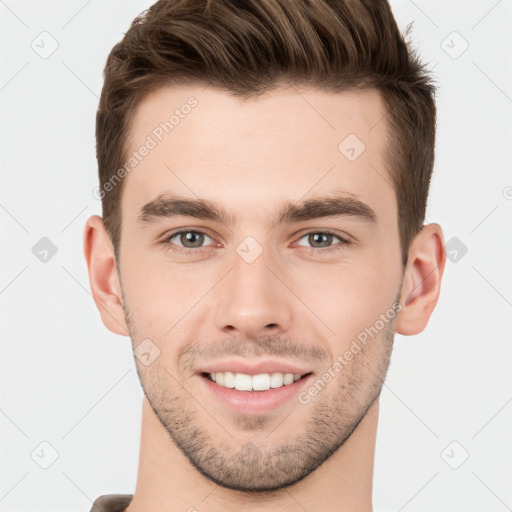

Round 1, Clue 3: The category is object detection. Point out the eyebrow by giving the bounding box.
[137,192,378,227]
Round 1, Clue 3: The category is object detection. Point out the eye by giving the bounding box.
[160,228,351,256]
[295,230,351,252]
[163,230,215,252]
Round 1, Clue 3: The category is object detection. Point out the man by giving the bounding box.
[83,0,446,510]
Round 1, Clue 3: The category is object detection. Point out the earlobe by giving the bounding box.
[395,223,446,336]
[83,215,129,336]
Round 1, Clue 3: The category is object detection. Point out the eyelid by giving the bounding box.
[162,227,218,244]
[295,230,345,245]
[168,230,214,245]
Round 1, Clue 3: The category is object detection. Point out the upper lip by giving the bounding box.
[196,359,313,376]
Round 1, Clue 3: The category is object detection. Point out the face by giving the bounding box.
[116,85,404,491]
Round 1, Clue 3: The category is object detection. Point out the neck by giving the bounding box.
[125,397,378,512]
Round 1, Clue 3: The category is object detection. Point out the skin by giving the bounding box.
[84,85,446,512]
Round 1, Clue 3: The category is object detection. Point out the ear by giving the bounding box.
[83,215,129,336]
[395,223,446,335]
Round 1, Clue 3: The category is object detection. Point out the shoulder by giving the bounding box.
[89,494,134,512]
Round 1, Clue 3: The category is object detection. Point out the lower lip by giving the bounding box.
[198,373,313,414]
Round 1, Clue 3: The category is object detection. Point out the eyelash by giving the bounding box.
[160,229,352,256]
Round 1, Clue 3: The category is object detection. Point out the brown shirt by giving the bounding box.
[89,494,133,512]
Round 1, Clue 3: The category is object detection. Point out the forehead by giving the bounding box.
[121,84,395,228]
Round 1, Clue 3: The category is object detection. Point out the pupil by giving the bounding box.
[310,233,331,247]
[183,231,203,248]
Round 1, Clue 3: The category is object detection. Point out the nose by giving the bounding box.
[215,246,292,340]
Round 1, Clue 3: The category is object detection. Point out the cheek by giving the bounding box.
[120,252,216,334]
[291,256,401,346]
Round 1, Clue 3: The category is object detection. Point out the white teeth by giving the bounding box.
[208,371,304,391]
[234,373,252,391]
[283,373,294,385]
[223,371,236,388]
[252,374,271,391]
[270,372,284,388]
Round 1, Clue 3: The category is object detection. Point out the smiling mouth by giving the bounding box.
[201,371,313,392]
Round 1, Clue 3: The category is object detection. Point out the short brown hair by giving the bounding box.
[96,0,437,267]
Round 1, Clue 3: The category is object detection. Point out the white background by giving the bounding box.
[1,0,511,510]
